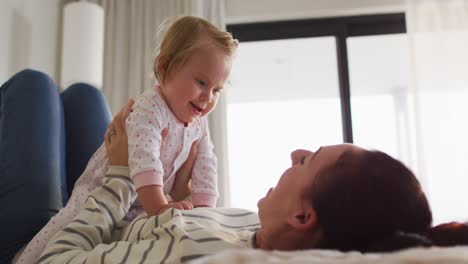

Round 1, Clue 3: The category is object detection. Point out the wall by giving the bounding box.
[225,0,405,24]
[0,0,62,84]
[0,0,406,84]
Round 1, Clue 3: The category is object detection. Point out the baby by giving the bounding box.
[17,15,238,264]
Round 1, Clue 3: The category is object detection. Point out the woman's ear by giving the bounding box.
[287,207,319,232]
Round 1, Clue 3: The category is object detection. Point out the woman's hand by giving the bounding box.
[105,99,134,167]
[169,139,198,202]
[159,128,197,202]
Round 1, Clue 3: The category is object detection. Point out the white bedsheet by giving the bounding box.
[193,246,468,264]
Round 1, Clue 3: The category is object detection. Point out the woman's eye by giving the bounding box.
[300,156,305,165]
[214,89,222,94]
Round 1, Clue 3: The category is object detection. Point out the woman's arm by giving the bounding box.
[38,167,137,264]
[169,139,198,202]
[39,101,138,263]
[39,100,194,263]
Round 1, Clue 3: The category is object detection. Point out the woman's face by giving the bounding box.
[257,144,366,237]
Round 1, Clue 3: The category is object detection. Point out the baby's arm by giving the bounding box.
[125,95,170,216]
[126,94,196,215]
[137,131,197,214]
[136,185,167,215]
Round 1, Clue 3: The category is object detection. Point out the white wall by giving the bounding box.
[226,0,405,24]
[0,0,62,84]
[0,0,406,84]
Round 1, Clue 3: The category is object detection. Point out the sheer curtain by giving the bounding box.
[406,0,468,224]
[79,0,230,206]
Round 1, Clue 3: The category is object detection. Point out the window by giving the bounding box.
[348,34,414,169]
[226,14,407,212]
[227,37,343,211]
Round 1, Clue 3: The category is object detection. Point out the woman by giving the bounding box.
[38,100,468,263]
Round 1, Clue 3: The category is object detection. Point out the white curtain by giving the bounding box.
[406,0,468,224]
[86,0,230,207]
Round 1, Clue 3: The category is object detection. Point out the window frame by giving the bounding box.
[227,13,406,143]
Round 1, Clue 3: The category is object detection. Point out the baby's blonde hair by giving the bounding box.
[154,16,237,84]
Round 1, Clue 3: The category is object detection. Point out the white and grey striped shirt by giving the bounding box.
[38,167,259,264]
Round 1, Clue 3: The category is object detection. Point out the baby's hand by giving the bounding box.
[156,201,193,215]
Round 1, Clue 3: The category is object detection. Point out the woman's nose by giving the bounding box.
[291,149,314,165]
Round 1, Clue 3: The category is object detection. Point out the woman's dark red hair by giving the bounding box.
[310,149,434,252]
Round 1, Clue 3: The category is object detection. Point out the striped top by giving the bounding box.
[38,167,259,264]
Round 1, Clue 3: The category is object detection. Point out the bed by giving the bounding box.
[193,246,468,263]
[2,69,468,264]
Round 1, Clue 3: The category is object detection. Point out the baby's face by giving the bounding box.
[160,43,232,124]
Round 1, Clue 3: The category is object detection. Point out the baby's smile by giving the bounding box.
[190,102,204,115]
